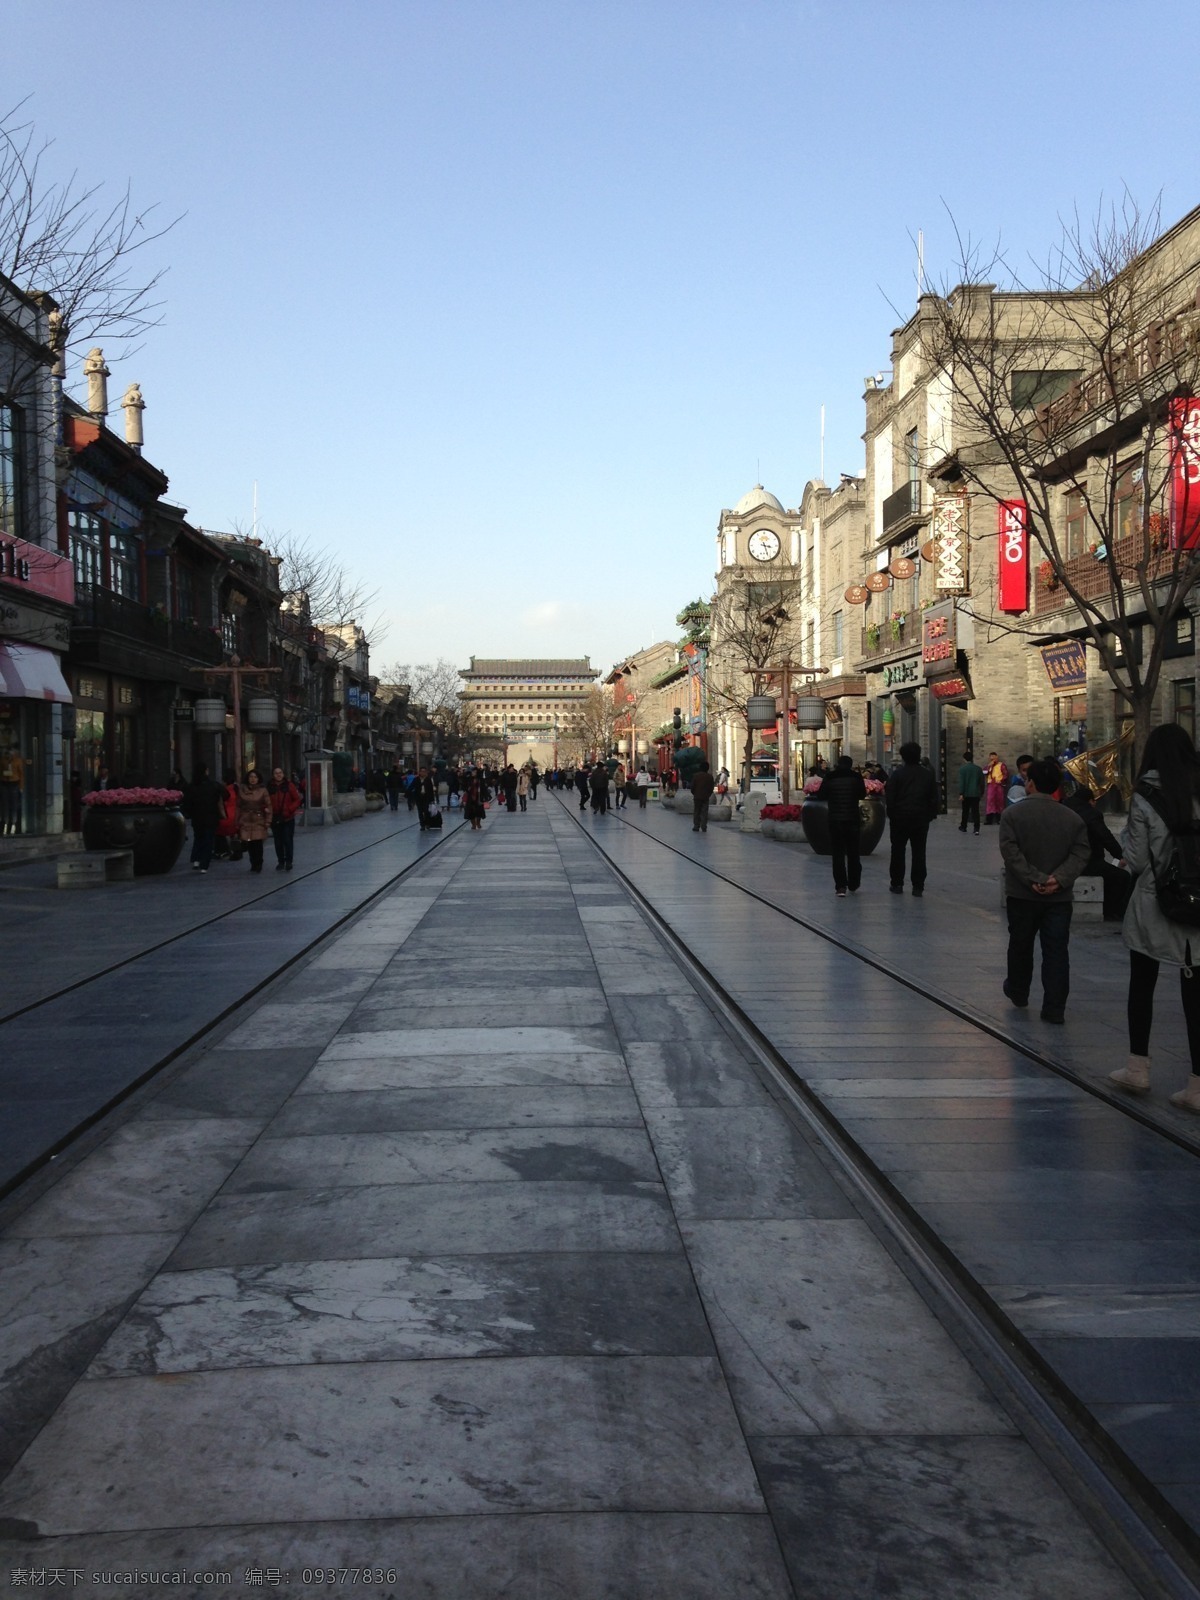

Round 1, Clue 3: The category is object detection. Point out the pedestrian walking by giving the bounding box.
[691,760,715,832]
[575,767,590,811]
[268,766,303,870]
[215,767,241,860]
[517,768,530,812]
[957,751,984,834]
[183,762,225,873]
[998,758,1090,1023]
[885,742,939,896]
[0,743,24,834]
[817,754,866,895]
[529,768,539,800]
[502,765,519,813]
[589,762,610,814]
[983,752,1009,823]
[385,764,404,812]
[236,769,272,873]
[636,765,652,808]
[1109,724,1200,1110]
[613,763,628,809]
[463,773,487,830]
[413,767,436,829]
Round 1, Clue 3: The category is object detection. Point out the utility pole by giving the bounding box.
[197,654,281,778]
[763,663,828,806]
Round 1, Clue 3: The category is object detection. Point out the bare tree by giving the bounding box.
[0,102,180,376]
[377,658,480,757]
[567,685,622,765]
[706,575,806,788]
[920,195,1200,757]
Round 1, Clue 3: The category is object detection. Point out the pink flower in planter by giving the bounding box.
[761,804,803,821]
[864,778,885,795]
[802,776,824,795]
[82,787,184,807]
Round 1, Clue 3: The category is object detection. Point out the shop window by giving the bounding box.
[1165,611,1196,661]
[69,509,103,589]
[832,610,844,657]
[1064,489,1089,558]
[0,401,24,539]
[1010,369,1082,410]
[175,562,196,622]
[108,531,140,600]
[1173,680,1196,747]
[1113,461,1144,544]
[221,613,238,654]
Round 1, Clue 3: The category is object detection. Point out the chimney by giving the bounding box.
[122,383,145,452]
[83,347,110,419]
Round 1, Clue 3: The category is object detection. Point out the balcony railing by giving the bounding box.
[74,585,225,663]
[859,610,914,661]
[881,481,923,536]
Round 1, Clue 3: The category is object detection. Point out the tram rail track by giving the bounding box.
[0,812,465,1203]
[554,791,1200,1597]
[576,797,1200,1162]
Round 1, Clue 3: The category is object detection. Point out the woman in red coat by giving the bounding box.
[268,765,304,870]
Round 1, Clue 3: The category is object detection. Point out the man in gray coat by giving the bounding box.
[998,757,1091,1023]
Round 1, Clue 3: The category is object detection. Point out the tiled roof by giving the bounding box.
[462,658,596,678]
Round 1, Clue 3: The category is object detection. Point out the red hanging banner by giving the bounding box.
[1169,398,1200,549]
[997,500,1028,613]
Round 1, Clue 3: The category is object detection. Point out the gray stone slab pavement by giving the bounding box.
[559,793,1200,1554]
[0,810,463,1193]
[0,804,1140,1598]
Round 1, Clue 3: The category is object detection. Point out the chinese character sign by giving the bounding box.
[1170,399,1200,549]
[997,500,1028,613]
[921,601,957,678]
[932,495,968,593]
[1040,641,1087,691]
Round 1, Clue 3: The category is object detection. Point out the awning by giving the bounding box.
[0,642,73,703]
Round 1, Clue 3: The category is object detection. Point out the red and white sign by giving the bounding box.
[932,494,968,593]
[997,500,1028,613]
[0,532,75,606]
[1170,398,1200,549]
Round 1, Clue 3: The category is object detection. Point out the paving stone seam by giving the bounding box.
[0,821,472,1210]
[597,803,1200,1162]
[550,795,1200,1597]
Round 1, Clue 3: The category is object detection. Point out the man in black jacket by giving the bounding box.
[885,741,940,896]
[184,763,226,874]
[816,755,866,895]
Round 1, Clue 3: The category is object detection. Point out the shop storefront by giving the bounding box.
[0,533,75,837]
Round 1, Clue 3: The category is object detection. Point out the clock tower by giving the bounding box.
[715,484,802,574]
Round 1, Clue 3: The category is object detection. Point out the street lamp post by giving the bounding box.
[197,653,281,778]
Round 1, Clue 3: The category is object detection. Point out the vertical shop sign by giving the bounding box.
[1169,398,1200,549]
[997,500,1028,612]
[932,494,969,593]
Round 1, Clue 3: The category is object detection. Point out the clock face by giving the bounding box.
[747,528,781,562]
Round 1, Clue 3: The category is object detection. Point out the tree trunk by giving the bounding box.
[742,723,754,794]
[1132,693,1155,772]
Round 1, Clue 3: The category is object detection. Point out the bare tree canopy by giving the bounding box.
[920,194,1200,755]
[272,531,383,656]
[0,101,181,364]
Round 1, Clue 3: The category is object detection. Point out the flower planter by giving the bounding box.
[81,805,187,875]
[801,797,886,856]
[762,820,806,843]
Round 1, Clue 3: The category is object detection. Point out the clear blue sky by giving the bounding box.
[6,1,1195,676]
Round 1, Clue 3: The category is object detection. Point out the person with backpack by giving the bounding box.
[998,757,1090,1023]
[1109,724,1200,1111]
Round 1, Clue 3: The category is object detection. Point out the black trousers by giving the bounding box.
[692,797,710,832]
[889,819,930,890]
[1128,948,1200,1065]
[829,820,862,891]
[1006,897,1072,1013]
[959,796,980,831]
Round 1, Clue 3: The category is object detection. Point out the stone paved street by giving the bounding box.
[0,802,1154,1598]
